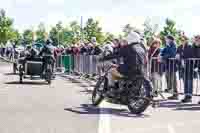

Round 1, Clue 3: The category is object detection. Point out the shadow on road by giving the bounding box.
[4,81,48,85]
[157,101,200,111]
[60,74,93,90]
[174,106,200,111]
[79,90,93,94]
[4,73,17,76]
[64,104,150,118]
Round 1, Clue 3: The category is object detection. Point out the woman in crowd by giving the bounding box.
[148,38,163,96]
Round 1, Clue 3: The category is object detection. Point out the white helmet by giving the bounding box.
[103,42,114,53]
[126,31,141,44]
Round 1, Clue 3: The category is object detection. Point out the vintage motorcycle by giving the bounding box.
[92,49,152,114]
[18,55,54,84]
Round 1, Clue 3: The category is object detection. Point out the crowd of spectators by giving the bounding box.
[148,34,200,103]
[1,34,200,104]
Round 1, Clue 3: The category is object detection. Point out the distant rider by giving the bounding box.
[39,39,55,77]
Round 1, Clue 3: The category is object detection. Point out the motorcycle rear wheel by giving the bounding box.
[45,65,52,84]
[127,81,151,114]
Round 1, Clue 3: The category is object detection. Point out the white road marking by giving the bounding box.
[168,124,176,133]
[98,100,111,133]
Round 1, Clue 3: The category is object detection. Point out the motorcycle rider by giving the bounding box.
[39,39,55,77]
[99,31,153,97]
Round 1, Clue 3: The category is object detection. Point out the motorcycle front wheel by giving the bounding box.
[92,77,107,106]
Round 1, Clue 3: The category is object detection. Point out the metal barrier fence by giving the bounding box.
[0,48,16,63]
[56,54,200,96]
[149,57,200,96]
[55,54,98,75]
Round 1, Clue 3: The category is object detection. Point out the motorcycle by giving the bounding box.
[92,51,152,114]
[18,55,54,84]
[43,55,54,84]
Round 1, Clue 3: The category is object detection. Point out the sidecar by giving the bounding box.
[18,57,44,83]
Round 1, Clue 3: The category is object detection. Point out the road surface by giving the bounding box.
[0,61,200,133]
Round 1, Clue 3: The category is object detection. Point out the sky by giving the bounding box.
[0,0,200,36]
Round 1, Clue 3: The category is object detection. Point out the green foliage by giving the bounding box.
[49,27,58,46]
[0,9,187,47]
[83,18,104,43]
[159,18,181,45]
[22,29,33,45]
[35,23,46,44]
[143,18,159,46]
[0,9,14,45]
[62,28,74,46]
[104,32,115,43]
[49,21,64,46]
[9,29,21,45]
[70,21,81,44]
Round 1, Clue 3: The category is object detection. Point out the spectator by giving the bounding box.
[176,35,194,103]
[80,43,88,54]
[87,43,94,55]
[148,38,163,96]
[176,36,190,80]
[160,35,178,100]
[112,39,121,64]
[192,35,200,104]
[120,39,128,47]
[72,44,80,55]
[89,37,102,55]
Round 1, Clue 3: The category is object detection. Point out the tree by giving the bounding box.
[62,27,74,46]
[9,29,21,45]
[49,21,82,46]
[159,18,181,45]
[70,21,81,43]
[49,21,64,46]
[22,29,33,45]
[83,18,104,43]
[143,18,159,45]
[104,32,114,43]
[49,27,58,46]
[35,23,46,43]
[0,9,14,45]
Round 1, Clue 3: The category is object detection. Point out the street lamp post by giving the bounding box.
[58,31,60,47]
[81,16,83,42]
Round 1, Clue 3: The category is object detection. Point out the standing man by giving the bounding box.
[160,35,178,99]
[176,36,194,103]
[192,35,200,104]
[91,37,101,55]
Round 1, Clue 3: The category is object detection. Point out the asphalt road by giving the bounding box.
[1,61,200,133]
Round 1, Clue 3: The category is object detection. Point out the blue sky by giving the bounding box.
[1,0,200,36]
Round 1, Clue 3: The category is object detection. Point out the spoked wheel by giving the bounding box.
[46,69,52,84]
[19,65,23,84]
[127,79,151,114]
[92,77,107,106]
[45,64,52,85]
